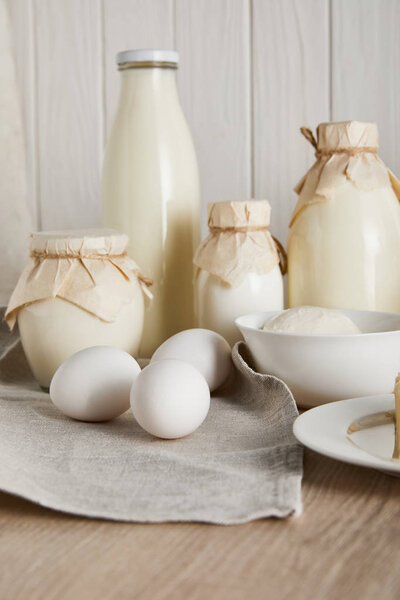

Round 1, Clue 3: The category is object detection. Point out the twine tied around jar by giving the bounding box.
[208,225,287,275]
[30,250,128,260]
[29,250,154,287]
[300,126,378,159]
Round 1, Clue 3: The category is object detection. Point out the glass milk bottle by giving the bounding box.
[288,122,400,312]
[102,50,200,357]
[194,201,285,346]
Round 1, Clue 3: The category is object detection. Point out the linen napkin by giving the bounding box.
[0,309,302,524]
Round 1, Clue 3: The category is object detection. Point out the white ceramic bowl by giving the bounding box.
[235,309,400,408]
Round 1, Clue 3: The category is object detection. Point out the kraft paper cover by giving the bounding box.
[291,121,400,226]
[5,229,152,329]
[193,201,280,287]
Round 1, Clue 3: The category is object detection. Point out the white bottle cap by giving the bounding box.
[116,49,179,66]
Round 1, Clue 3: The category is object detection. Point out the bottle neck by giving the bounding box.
[119,66,179,101]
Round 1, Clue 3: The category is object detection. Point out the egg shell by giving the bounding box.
[151,329,232,392]
[50,346,141,422]
[130,359,210,439]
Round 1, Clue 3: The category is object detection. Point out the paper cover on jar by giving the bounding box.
[193,201,282,287]
[291,121,400,226]
[5,229,153,329]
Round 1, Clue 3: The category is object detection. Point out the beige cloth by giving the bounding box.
[0,1,34,305]
[291,121,400,226]
[5,229,152,328]
[193,201,280,287]
[0,307,302,524]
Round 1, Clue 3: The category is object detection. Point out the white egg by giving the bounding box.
[130,359,210,439]
[50,346,141,422]
[151,329,232,392]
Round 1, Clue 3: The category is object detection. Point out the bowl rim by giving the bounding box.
[235,308,400,339]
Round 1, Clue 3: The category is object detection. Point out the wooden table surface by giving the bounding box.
[1,448,400,600]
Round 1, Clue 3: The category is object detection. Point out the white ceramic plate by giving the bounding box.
[293,394,400,476]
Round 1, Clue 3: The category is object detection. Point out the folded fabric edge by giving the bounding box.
[0,480,303,524]
[0,460,302,524]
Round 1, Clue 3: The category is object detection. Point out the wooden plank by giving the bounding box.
[6,0,38,228]
[1,450,400,599]
[252,0,330,243]
[175,0,251,233]
[103,0,174,134]
[34,0,103,229]
[332,0,400,174]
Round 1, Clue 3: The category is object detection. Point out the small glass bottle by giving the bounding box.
[102,49,200,357]
[194,201,285,346]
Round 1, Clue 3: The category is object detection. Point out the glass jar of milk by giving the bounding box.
[194,201,285,346]
[5,229,152,388]
[288,121,400,312]
[102,49,200,357]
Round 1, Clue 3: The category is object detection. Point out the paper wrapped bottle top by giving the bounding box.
[29,228,130,257]
[291,121,400,226]
[5,229,152,329]
[207,200,271,230]
[317,121,379,152]
[193,201,284,287]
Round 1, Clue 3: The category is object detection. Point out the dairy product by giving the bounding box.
[19,296,143,388]
[262,306,361,335]
[197,269,283,346]
[6,229,148,387]
[102,50,200,357]
[288,182,400,311]
[288,122,400,312]
[194,201,284,346]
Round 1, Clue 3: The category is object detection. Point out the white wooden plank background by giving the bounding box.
[252,0,330,243]
[6,0,38,228]
[176,0,251,231]
[103,0,174,134]
[6,0,400,243]
[34,0,103,229]
[331,0,400,174]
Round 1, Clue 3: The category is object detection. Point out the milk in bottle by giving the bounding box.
[194,201,284,346]
[102,50,200,356]
[288,122,400,312]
